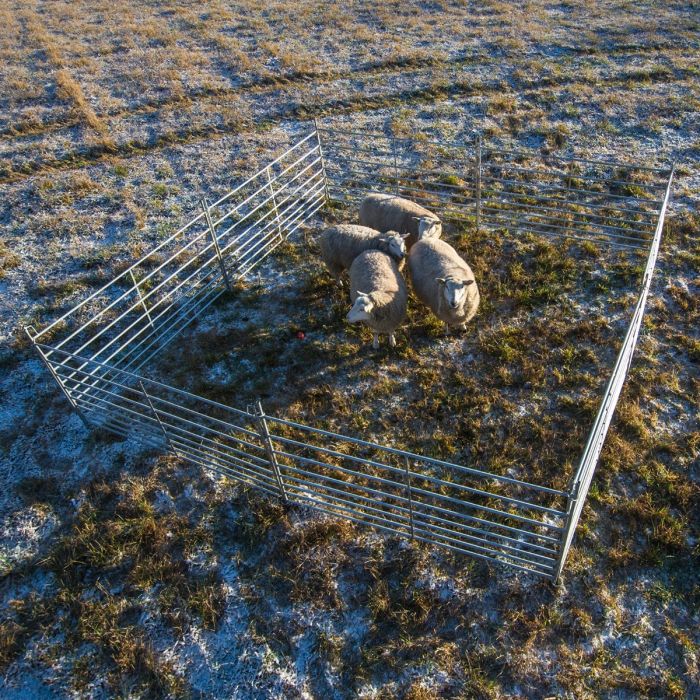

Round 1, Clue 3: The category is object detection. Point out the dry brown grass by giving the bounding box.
[0,0,698,697]
[0,242,22,279]
[0,457,226,695]
[0,0,695,182]
[20,5,116,150]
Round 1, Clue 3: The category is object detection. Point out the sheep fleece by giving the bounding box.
[359,193,438,248]
[408,238,480,325]
[318,224,393,275]
[349,251,408,334]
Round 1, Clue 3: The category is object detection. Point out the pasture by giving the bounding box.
[0,1,698,697]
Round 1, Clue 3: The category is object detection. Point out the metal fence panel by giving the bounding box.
[552,169,674,578]
[31,134,325,381]
[318,125,670,250]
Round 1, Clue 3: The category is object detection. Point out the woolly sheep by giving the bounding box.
[347,250,408,349]
[408,238,480,331]
[318,224,407,285]
[359,193,442,249]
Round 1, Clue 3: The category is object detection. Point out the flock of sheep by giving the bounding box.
[318,193,480,349]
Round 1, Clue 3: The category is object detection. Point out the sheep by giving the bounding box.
[408,238,480,332]
[359,193,442,249]
[318,224,407,285]
[347,250,408,349]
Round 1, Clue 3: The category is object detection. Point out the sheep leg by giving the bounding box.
[372,333,380,349]
[327,265,343,287]
[389,333,396,348]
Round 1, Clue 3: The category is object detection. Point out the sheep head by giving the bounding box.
[436,277,475,311]
[380,231,407,260]
[417,217,442,240]
[347,292,375,323]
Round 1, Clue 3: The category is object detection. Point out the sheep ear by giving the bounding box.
[464,279,475,286]
[400,232,411,239]
[356,290,369,297]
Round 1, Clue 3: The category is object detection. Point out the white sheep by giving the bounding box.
[347,250,408,349]
[359,193,442,249]
[408,238,480,331]
[318,224,407,285]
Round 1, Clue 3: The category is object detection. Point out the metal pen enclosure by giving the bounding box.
[26,125,674,581]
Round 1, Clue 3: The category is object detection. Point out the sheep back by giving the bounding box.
[318,224,390,275]
[349,250,408,334]
[359,193,440,249]
[408,238,480,325]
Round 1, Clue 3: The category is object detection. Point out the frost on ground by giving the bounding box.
[1,0,699,698]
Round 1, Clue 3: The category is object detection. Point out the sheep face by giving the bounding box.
[418,217,442,240]
[381,231,407,261]
[347,293,374,323]
[437,277,475,311]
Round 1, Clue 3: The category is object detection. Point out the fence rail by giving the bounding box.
[34,342,571,577]
[25,125,673,581]
[317,125,669,250]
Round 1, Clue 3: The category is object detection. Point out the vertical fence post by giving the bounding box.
[314,118,331,206]
[201,198,232,292]
[255,400,288,502]
[403,456,415,540]
[139,380,175,452]
[391,135,400,196]
[266,166,283,239]
[552,480,581,582]
[24,327,91,429]
[475,133,482,233]
[129,269,154,328]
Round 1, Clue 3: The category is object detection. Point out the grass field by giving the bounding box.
[1,1,699,698]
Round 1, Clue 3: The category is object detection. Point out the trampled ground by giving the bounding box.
[0,1,698,698]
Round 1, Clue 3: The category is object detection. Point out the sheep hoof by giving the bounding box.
[372,334,380,350]
[389,334,397,348]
